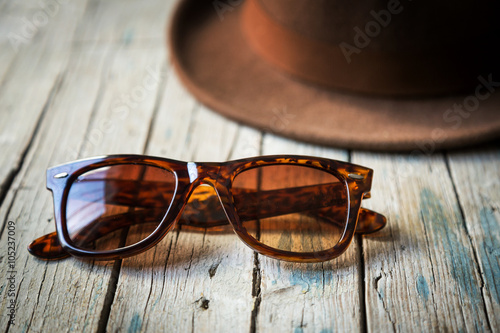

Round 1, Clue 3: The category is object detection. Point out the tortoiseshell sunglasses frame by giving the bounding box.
[28,155,386,262]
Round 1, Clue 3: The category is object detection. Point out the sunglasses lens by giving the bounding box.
[65,164,176,251]
[232,165,348,253]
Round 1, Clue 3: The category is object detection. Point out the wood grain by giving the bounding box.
[0,0,88,205]
[447,149,500,332]
[0,0,173,331]
[106,73,259,332]
[352,152,492,332]
[0,42,114,333]
[255,135,362,333]
[0,0,498,332]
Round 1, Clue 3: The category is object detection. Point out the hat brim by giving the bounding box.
[169,0,500,151]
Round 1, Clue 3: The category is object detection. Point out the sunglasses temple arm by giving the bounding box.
[28,182,386,260]
[354,208,386,233]
[231,185,386,233]
[27,209,386,261]
[27,231,69,260]
[71,182,385,233]
[64,179,384,233]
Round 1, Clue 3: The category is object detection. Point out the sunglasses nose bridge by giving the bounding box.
[187,162,222,184]
[179,169,232,229]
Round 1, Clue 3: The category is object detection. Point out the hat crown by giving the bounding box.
[169,0,500,150]
[259,0,498,48]
[243,0,500,95]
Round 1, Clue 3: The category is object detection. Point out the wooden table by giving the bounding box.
[1,1,499,332]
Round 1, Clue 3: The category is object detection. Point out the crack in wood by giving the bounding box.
[374,272,396,332]
[419,210,441,329]
[0,187,18,240]
[97,228,130,333]
[249,252,262,333]
[299,307,305,329]
[349,150,368,333]
[158,237,175,300]
[444,154,494,332]
[208,262,220,279]
[96,259,123,333]
[25,263,50,332]
[191,311,195,333]
[357,235,368,333]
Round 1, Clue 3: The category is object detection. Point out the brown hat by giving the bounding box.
[168,0,500,151]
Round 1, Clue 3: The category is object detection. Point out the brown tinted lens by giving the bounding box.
[232,165,348,253]
[66,164,176,251]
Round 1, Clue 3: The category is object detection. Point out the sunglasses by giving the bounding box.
[28,155,386,262]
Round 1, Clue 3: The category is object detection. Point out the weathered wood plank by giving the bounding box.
[0,1,82,49]
[1,0,498,332]
[0,42,113,332]
[106,72,260,332]
[0,39,167,332]
[254,135,363,332]
[0,49,16,85]
[73,0,176,43]
[0,0,89,204]
[447,148,500,331]
[0,0,173,203]
[352,152,490,332]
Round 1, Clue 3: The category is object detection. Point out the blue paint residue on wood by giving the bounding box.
[164,128,172,140]
[271,262,282,285]
[21,322,29,333]
[122,29,134,45]
[128,313,142,333]
[289,271,312,292]
[419,188,483,314]
[416,275,429,302]
[295,324,332,333]
[479,207,500,305]
[288,268,332,293]
[377,285,384,301]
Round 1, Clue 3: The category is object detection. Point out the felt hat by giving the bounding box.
[168,0,500,151]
